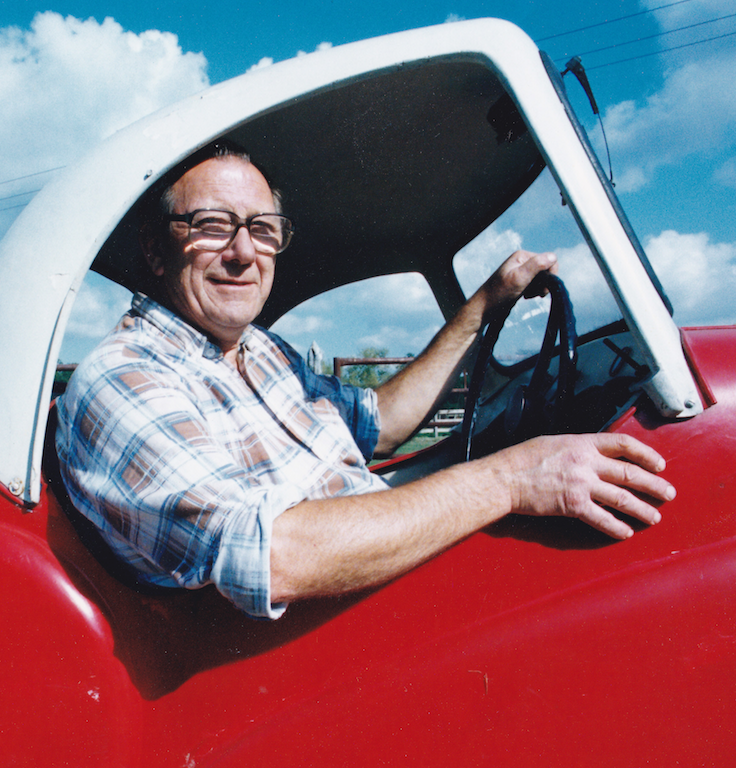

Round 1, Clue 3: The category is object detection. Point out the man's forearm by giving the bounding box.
[373,296,486,454]
[270,456,510,603]
[372,251,558,455]
[269,433,674,605]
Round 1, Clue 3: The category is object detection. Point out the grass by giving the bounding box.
[393,432,450,456]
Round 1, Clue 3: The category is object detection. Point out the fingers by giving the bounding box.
[568,436,675,539]
[516,252,558,298]
[557,475,664,541]
[598,455,675,505]
[587,479,664,538]
[500,433,675,540]
[475,251,559,324]
[508,250,557,288]
[592,432,667,475]
[568,500,638,540]
[492,251,558,301]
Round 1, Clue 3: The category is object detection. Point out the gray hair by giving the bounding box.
[139,139,283,233]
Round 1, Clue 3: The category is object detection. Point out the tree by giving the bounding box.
[341,347,396,389]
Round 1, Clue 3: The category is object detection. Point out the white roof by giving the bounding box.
[0,18,701,505]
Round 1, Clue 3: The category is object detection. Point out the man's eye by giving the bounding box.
[250,222,277,237]
[194,214,233,233]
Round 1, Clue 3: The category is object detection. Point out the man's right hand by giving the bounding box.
[489,433,676,539]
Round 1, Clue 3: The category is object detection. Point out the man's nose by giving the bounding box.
[223,226,258,263]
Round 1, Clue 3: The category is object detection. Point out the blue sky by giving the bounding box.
[1,0,735,363]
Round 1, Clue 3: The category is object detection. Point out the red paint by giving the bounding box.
[2,326,736,766]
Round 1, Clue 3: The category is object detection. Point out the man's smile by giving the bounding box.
[209,276,257,287]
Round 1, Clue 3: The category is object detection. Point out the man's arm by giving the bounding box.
[373,250,557,456]
[270,432,676,603]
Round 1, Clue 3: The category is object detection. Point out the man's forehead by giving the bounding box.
[170,156,273,211]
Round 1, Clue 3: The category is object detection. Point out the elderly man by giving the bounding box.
[56,141,675,619]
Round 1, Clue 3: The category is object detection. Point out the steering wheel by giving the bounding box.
[460,272,577,462]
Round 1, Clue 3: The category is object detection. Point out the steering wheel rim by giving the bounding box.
[460,272,577,462]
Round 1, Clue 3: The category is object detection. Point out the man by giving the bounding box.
[56,142,675,619]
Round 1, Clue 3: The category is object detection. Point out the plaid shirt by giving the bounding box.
[56,293,387,618]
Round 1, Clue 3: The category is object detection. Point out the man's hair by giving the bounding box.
[138,139,283,233]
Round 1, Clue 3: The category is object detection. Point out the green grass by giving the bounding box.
[393,432,449,456]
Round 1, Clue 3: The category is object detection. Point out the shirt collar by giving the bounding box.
[130,292,249,361]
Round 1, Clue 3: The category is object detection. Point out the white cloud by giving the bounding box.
[533,231,736,331]
[59,272,132,362]
[297,41,333,57]
[601,1,736,192]
[271,272,444,359]
[65,274,131,338]
[452,220,736,340]
[0,12,210,356]
[272,312,333,337]
[247,56,274,72]
[454,226,524,296]
[552,242,620,333]
[604,48,736,190]
[644,230,736,325]
[356,321,442,356]
[352,272,433,312]
[0,13,209,191]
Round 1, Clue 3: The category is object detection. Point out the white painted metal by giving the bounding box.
[0,18,700,504]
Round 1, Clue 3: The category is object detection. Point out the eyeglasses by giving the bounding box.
[167,209,294,255]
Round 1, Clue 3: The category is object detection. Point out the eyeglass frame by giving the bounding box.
[165,209,295,254]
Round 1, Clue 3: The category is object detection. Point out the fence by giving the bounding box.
[333,356,468,435]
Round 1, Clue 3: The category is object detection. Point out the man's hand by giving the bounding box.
[471,250,558,324]
[271,432,674,603]
[491,433,676,539]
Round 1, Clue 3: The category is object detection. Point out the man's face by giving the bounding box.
[148,156,278,352]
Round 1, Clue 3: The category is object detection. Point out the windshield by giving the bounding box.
[453,168,621,366]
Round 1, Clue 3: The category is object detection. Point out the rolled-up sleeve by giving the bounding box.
[210,484,304,619]
[57,350,304,619]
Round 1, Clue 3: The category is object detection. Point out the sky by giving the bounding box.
[1,0,735,364]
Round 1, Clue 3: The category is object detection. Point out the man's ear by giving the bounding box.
[139,228,165,277]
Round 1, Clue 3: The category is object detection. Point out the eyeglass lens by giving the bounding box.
[189,211,291,254]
